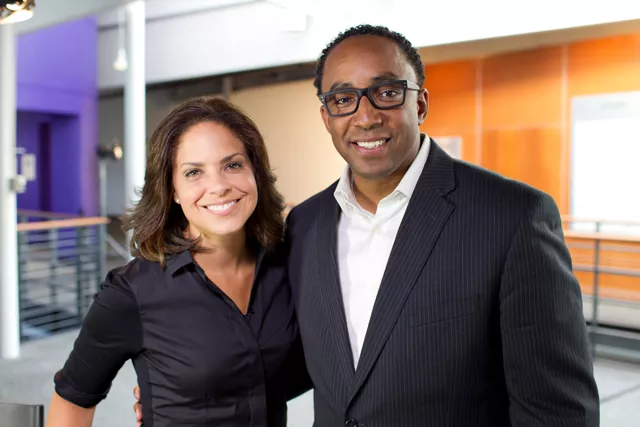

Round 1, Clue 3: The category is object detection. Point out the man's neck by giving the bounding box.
[351,168,406,214]
[350,133,424,214]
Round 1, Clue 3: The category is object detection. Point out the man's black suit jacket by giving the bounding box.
[285,140,599,427]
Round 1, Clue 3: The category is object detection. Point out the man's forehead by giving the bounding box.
[326,73,402,92]
[322,38,412,90]
[327,35,399,63]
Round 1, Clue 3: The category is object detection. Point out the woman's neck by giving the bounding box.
[190,229,252,273]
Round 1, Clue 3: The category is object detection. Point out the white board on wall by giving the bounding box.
[571,92,640,235]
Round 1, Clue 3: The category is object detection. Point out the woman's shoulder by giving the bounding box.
[101,257,165,297]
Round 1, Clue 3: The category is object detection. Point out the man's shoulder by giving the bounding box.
[453,159,552,206]
[287,180,339,225]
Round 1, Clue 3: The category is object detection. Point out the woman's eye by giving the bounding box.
[226,162,244,171]
[185,169,201,177]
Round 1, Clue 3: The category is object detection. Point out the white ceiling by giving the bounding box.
[14,0,640,37]
[96,0,256,28]
[418,19,640,65]
[13,0,132,34]
[10,0,640,88]
[11,0,260,33]
[96,0,640,89]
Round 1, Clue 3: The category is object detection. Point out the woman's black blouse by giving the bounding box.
[53,247,311,427]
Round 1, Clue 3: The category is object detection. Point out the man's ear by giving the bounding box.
[417,88,429,125]
[320,104,332,133]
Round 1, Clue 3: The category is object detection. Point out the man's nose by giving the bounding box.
[352,95,382,129]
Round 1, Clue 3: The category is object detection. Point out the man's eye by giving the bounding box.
[380,90,400,97]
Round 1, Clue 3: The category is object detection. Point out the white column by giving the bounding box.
[0,24,20,359]
[98,160,108,281]
[123,0,146,250]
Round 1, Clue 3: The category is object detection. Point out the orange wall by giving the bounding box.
[421,34,640,213]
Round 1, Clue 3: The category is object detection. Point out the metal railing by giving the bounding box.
[12,209,640,356]
[17,213,110,342]
[561,216,640,358]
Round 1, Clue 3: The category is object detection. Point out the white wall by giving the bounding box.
[570,92,640,236]
[97,0,640,89]
[229,79,344,205]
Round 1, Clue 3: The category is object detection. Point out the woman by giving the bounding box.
[46,96,310,426]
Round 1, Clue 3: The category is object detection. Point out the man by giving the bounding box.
[136,25,599,426]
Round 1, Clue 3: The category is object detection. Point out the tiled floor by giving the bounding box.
[1,330,638,426]
[594,357,640,426]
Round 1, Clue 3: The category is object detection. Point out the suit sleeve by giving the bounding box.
[53,270,143,408]
[282,210,314,400]
[284,326,313,400]
[499,192,600,426]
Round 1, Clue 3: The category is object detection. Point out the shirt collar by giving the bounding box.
[333,133,430,213]
[334,161,359,213]
[394,133,430,199]
[165,249,195,277]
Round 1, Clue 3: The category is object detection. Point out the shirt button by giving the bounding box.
[345,419,359,427]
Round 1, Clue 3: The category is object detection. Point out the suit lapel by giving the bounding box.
[347,141,456,406]
[314,195,357,382]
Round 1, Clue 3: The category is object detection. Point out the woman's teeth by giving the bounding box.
[207,200,237,211]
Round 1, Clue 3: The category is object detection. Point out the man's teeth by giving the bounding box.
[207,200,237,211]
[355,139,387,149]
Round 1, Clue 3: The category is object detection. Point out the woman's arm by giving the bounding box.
[46,392,96,427]
[285,323,313,400]
[47,268,143,426]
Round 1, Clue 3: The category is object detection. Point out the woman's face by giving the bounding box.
[172,121,258,244]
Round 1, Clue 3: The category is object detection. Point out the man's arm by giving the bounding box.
[499,192,599,426]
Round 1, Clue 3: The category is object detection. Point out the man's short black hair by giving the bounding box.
[313,24,426,96]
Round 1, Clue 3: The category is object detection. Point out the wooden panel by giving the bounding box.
[422,60,478,163]
[482,127,562,204]
[575,272,640,301]
[420,35,640,301]
[567,239,640,301]
[423,60,477,129]
[482,47,563,129]
[568,34,640,96]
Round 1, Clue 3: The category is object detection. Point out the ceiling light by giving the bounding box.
[0,0,35,24]
[113,47,129,71]
[112,7,128,72]
[6,2,22,11]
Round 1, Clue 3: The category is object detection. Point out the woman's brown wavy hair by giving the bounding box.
[121,96,285,267]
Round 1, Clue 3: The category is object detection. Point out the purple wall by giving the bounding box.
[16,112,49,211]
[16,17,98,216]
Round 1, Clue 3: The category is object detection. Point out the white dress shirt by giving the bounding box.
[333,135,431,367]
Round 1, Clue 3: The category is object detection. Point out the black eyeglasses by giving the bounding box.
[319,79,421,117]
